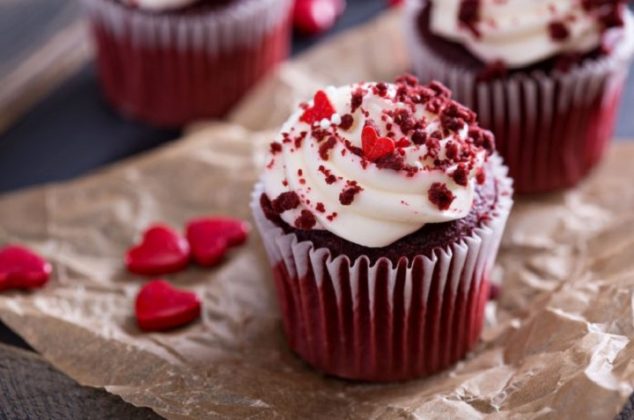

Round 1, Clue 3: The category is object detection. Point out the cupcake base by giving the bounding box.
[252,157,513,382]
[84,0,293,126]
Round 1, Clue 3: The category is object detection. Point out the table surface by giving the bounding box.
[1,1,634,418]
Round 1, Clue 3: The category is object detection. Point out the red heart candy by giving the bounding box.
[362,125,395,161]
[293,0,342,36]
[186,217,250,267]
[0,245,52,292]
[300,90,336,124]
[135,279,201,332]
[125,225,190,276]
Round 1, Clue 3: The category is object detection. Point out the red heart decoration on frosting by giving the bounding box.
[186,217,250,267]
[135,279,201,332]
[362,125,395,161]
[125,225,190,276]
[300,90,336,124]
[0,245,52,292]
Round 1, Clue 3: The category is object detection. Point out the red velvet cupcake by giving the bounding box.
[404,0,634,193]
[251,76,513,381]
[82,0,293,126]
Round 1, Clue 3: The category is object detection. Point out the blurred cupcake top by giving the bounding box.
[120,0,232,11]
[429,0,629,68]
[262,76,495,248]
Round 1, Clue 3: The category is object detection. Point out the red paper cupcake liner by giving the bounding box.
[83,0,293,126]
[252,156,513,382]
[404,1,634,194]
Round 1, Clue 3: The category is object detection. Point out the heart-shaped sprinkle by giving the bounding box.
[300,90,336,124]
[125,225,190,276]
[135,279,201,332]
[362,125,395,161]
[0,245,52,292]
[185,217,250,267]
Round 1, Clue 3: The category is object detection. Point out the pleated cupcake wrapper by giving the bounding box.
[404,0,634,194]
[82,0,293,125]
[251,156,513,381]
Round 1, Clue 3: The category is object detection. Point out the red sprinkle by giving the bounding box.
[351,89,365,113]
[339,114,354,130]
[361,125,395,161]
[319,136,338,160]
[300,90,336,124]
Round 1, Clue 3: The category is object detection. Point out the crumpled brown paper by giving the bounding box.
[1,9,634,419]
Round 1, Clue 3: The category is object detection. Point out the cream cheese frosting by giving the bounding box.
[261,76,494,248]
[429,0,628,68]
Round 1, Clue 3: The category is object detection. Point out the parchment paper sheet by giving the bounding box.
[1,9,634,419]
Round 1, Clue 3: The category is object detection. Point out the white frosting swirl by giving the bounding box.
[262,80,491,248]
[429,0,619,68]
[121,0,200,11]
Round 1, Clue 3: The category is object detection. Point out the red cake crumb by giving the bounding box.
[272,191,301,213]
[428,182,455,210]
[316,202,326,213]
[351,89,365,112]
[476,167,486,185]
[339,182,363,205]
[326,212,338,222]
[270,142,282,154]
[318,165,338,184]
[549,21,570,41]
[451,164,469,186]
[319,136,338,160]
[458,0,481,37]
[445,140,459,160]
[411,129,427,145]
[294,210,317,229]
[468,127,495,154]
[429,81,452,98]
[373,82,389,97]
[339,114,354,130]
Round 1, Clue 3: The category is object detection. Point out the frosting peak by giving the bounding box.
[429,0,629,68]
[262,76,495,248]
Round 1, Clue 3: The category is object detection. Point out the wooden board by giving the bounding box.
[0,343,162,419]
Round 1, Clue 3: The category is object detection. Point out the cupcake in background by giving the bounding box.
[83,0,293,126]
[404,0,634,193]
[251,76,513,381]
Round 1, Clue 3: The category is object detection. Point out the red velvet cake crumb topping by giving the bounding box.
[339,181,363,205]
[272,191,301,213]
[428,182,456,210]
[294,210,317,229]
[549,21,571,41]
